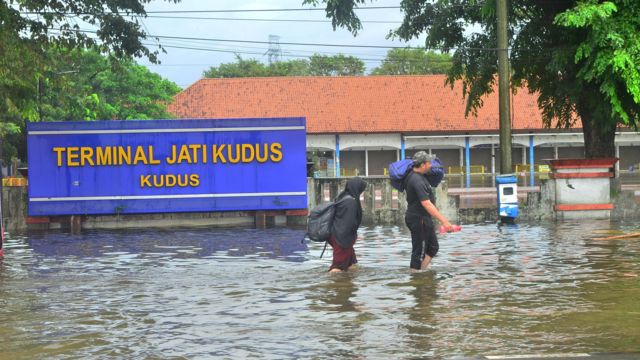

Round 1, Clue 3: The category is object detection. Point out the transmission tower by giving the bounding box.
[266,35,282,64]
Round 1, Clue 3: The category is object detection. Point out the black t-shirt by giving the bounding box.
[404,171,435,217]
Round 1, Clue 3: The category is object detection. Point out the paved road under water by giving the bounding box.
[1,221,639,359]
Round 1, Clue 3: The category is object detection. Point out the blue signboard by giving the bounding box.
[27,118,307,216]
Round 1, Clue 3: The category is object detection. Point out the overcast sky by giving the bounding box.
[136,0,426,88]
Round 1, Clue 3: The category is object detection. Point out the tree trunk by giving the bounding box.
[577,102,616,159]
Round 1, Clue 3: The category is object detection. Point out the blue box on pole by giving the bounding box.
[496,174,518,221]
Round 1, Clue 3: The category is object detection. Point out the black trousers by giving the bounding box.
[405,212,439,269]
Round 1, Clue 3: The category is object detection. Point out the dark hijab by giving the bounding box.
[332,177,368,248]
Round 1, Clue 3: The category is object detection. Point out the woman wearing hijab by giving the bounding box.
[328,177,368,273]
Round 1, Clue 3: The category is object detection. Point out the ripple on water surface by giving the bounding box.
[0,221,639,359]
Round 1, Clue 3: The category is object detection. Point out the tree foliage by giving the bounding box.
[1,0,181,162]
[1,47,180,162]
[203,54,365,78]
[39,48,181,122]
[1,0,178,63]
[371,49,452,75]
[306,0,640,158]
[308,54,365,76]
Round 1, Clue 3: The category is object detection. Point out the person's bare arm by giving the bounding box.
[421,199,453,231]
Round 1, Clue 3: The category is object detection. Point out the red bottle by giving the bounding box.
[439,224,462,234]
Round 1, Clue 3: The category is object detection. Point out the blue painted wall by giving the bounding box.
[28,118,307,215]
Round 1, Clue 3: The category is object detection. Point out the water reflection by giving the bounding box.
[0,222,639,359]
[403,272,439,358]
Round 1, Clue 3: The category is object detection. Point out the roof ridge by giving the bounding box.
[195,74,448,82]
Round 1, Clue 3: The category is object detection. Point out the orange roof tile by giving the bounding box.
[168,75,568,134]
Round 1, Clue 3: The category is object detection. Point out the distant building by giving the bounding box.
[169,75,640,178]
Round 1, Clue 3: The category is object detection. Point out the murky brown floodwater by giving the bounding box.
[1,221,639,359]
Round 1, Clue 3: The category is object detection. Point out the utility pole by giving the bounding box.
[496,0,512,174]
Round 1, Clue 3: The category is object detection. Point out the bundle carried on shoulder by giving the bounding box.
[387,157,446,192]
[426,157,445,188]
[388,159,414,192]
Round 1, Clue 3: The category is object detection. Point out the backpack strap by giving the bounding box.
[319,240,329,259]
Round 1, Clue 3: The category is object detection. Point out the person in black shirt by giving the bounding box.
[328,177,367,272]
[403,151,454,270]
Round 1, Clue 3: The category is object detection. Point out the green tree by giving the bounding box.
[1,0,181,161]
[371,48,452,75]
[203,54,365,78]
[268,59,311,76]
[1,0,178,63]
[306,0,640,158]
[308,54,365,76]
[203,56,270,78]
[5,48,180,161]
[39,48,181,121]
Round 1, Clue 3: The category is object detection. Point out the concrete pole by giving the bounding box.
[554,145,559,159]
[400,136,405,160]
[459,148,464,172]
[529,135,535,187]
[365,149,369,177]
[465,137,471,188]
[522,145,526,165]
[497,0,512,174]
[491,143,496,174]
[615,145,620,177]
[335,134,340,178]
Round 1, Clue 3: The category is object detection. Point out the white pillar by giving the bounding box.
[615,145,620,177]
[365,149,369,177]
[491,143,496,174]
[459,148,464,167]
[554,145,559,159]
[522,146,526,165]
[396,149,400,161]
[428,148,432,156]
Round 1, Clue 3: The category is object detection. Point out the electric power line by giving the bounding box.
[141,42,454,64]
[20,6,401,15]
[20,3,485,15]
[141,15,402,24]
[55,28,499,51]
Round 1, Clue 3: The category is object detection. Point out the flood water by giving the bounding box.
[1,221,639,359]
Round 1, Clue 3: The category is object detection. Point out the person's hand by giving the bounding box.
[442,220,454,232]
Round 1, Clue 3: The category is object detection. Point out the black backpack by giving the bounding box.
[307,202,336,243]
[306,196,350,258]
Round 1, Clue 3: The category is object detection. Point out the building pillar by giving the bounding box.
[529,135,535,187]
[522,145,526,165]
[335,134,341,178]
[255,211,266,229]
[491,143,496,175]
[396,149,399,161]
[365,149,369,177]
[554,145,559,159]
[400,136,405,160]
[459,148,464,167]
[465,136,471,188]
[615,145,620,177]
[70,215,82,234]
[428,148,432,156]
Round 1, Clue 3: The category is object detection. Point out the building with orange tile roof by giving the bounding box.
[169,75,640,180]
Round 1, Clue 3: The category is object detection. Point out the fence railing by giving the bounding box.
[514,164,551,173]
[307,177,456,225]
[447,165,486,175]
